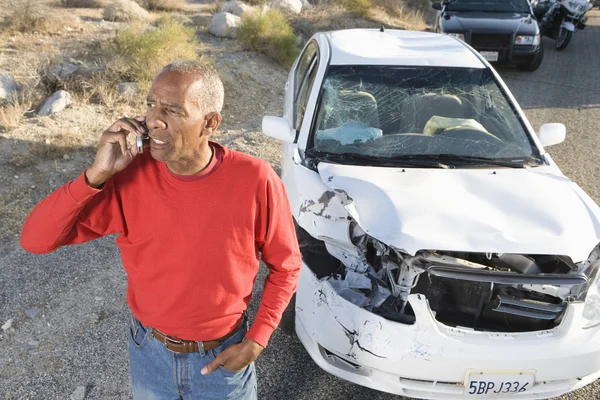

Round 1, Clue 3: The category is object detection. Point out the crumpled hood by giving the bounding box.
[318,163,600,263]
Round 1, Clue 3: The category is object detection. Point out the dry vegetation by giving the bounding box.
[239,9,298,66]
[2,0,83,34]
[60,0,101,7]
[104,17,199,82]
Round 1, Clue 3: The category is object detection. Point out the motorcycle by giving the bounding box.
[532,0,593,50]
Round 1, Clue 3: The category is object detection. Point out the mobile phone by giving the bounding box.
[136,121,149,153]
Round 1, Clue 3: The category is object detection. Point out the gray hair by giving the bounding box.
[161,60,224,114]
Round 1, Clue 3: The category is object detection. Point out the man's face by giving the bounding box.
[145,71,207,163]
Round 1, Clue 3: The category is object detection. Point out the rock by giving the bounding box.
[270,0,302,14]
[296,34,305,47]
[2,318,14,331]
[47,63,104,81]
[301,0,311,9]
[38,90,72,116]
[0,74,18,102]
[67,58,85,66]
[28,340,40,347]
[94,296,104,301]
[70,386,86,400]
[103,0,150,22]
[118,82,137,96]
[221,1,254,16]
[209,13,242,39]
[25,308,42,319]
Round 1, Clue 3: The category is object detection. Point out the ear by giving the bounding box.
[201,112,223,137]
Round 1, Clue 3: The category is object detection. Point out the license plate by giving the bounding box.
[464,370,535,397]
[480,51,499,62]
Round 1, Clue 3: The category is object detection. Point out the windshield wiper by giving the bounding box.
[391,154,541,168]
[306,151,450,168]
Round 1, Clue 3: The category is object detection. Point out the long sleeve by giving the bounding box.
[246,173,302,347]
[20,171,125,254]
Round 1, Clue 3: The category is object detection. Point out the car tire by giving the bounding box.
[518,45,544,72]
[278,293,296,336]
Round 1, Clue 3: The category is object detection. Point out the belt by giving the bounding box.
[151,318,244,354]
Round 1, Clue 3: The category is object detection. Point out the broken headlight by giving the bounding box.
[582,251,600,329]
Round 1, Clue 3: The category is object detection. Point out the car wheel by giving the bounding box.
[518,45,544,72]
[278,293,296,336]
[555,28,572,50]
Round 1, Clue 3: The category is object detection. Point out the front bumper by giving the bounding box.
[296,264,600,399]
[472,45,540,65]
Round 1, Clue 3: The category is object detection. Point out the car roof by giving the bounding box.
[323,29,486,69]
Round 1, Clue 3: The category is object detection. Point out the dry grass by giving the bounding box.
[2,0,81,34]
[343,0,371,18]
[147,0,186,11]
[0,99,29,132]
[238,9,298,66]
[60,0,101,7]
[290,0,428,39]
[104,18,199,82]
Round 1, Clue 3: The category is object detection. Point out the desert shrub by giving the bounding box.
[238,10,298,66]
[0,99,28,132]
[343,0,371,17]
[2,0,69,33]
[147,0,186,11]
[61,0,101,7]
[105,18,198,82]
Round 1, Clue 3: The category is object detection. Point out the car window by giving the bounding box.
[295,42,317,100]
[446,0,531,13]
[295,56,319,131]
[309,65,541,163]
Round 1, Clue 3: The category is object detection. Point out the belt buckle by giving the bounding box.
[164,335,183,344]
[164,335,183,351]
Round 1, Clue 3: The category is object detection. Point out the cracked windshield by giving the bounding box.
[310,66,542,167]
[445,0,531,12]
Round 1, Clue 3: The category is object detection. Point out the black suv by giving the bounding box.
[433,0,544,71]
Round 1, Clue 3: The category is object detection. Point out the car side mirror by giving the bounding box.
[262,116,296,143]
[536,123,566,147]
[432,2,442,10]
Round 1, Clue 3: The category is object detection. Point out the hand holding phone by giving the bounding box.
[85,117,147,188]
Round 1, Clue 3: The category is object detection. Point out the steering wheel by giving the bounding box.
[434,126,503,143]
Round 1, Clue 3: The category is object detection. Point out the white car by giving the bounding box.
[262,29,600,399]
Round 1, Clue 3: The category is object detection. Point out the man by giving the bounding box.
[20,60,302,399]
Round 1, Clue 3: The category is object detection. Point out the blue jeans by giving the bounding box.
[128,314,257,400]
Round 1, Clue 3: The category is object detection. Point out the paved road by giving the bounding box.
[2,11,600,400]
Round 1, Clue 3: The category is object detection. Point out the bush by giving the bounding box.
[343,0,371,17]
[238,10,298,66]
[106,18,198,82]
[61,0,101,7]
[147,0,186,11]
[2,0,67,33]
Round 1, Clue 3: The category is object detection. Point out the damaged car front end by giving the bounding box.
[264,29,600,399]
[291,162,600,399]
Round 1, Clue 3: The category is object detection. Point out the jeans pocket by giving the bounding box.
[218,362,252,377]
[129,316,150,348]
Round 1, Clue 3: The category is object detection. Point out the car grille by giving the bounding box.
[470,34,511,48]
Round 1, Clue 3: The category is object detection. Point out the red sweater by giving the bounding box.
[20,142,302,347]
